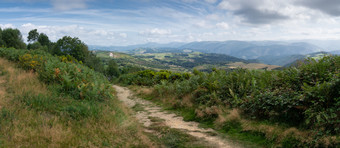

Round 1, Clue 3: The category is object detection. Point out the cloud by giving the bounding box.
[206,14,220,20]
[119,33,127,38]
[18,23,129,46]
[205,0,217,4]
[218,0,240,11]
[181,0,197,3]
[51,0,88,11]
[297,0,340,16]
[218,0,289,24]
[0,24,16,29]
[235,7,289,24]
[139,28,172,36]
[216,22,229,29]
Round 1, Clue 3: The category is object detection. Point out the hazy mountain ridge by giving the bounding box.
[90,41,323,60]
[258,51,337,66]
[179,41,322,59]
[330,50,340,55]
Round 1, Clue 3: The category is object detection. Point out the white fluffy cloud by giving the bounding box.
[0,24,16,29]
[17,23,129,46]
[216,22,229,29]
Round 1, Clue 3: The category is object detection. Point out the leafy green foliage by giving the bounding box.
[119,69,191,86]
[52,36,89,62]
[105,59,120,80]
[27,41,42,50]
[1,28,26,49]
[37,33,50,46]
[27,29,51,51]
[83,52,105,73]
[27,29,39,42]
[0,27,5,47]
[0,48,113,101]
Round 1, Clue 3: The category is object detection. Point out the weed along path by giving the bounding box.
[113,85,242,148]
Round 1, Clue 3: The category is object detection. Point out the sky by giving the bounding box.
[1,0,340,46]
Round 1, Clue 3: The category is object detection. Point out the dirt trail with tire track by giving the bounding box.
[113,85,242,148]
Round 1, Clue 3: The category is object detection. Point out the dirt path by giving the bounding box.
[113,85,242,148]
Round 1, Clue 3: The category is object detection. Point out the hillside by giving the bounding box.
[118,55,340,147]
[0,56,152,147]
[95,50,279,72]
[283,52,331,67]
[257,51,332,66]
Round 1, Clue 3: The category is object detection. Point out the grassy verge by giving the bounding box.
[0,58,153,147]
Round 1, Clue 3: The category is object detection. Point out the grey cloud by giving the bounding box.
[218,0,289,25]
[297,0,340,16]
[235,7,289,24]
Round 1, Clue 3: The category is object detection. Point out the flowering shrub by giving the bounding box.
[18,53,45,70]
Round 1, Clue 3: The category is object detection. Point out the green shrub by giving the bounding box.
[0,48,114,102]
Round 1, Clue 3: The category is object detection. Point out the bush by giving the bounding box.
[0,48,114,101]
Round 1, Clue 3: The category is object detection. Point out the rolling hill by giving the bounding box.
[90,41,322,60]
[258,51,332,66]
[283,52,331,67]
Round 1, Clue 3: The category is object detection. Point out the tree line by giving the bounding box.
[0,27,119,80]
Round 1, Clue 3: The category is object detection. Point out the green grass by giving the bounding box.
[132,103,145,112]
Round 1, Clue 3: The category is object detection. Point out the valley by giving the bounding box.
[94,49,280,72]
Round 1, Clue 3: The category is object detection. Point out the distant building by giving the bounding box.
[109,52,114,57]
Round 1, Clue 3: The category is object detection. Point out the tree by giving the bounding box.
[106,59,120,80]
[0,27,5,47]
[1,28,26,49]
[27,42,42,50]
[52,36,89,62]
[27,29,39,42]
[38,33,50,46]
[84,52,105,73]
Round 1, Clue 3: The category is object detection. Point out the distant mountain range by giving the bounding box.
[283,51,336,67]
[179,41,321,59]
[90,40,339,64]
[258,51,332,66]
